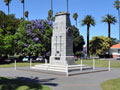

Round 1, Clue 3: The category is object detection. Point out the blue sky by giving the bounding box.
[0,0,118,45]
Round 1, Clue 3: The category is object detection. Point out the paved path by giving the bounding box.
[0,67,120,90]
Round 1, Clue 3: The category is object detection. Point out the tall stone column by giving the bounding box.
[50,12,75,66]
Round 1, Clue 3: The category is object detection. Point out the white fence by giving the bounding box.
[14,59,111,76]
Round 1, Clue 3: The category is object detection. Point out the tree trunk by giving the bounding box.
[23,2,25,19]
[51,0,53,11]
[27,17,29,21]
[118,9,120,41]
[51,0,53,25]
[8,4,9,15]
[108,23,111,57]
[76,19,77,27]
[67,0,68,13]
[108,23,111,38]
[87,25,90,58]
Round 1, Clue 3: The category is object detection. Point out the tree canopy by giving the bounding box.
[0,11,20,56]
[102,14,117,38]
[90,36,111,55]
[72,26,85,56]
[0,11,85,62]
[114,0,120,10]
[14,20,53,57]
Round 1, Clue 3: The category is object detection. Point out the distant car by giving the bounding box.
[116,55,120,60]
[23,56,34,62]
[5,57,17,63]
[36,56,44,62]
[23,56,29,62]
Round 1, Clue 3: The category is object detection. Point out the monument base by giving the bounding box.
[50,56,75,66]
[31,63,92,73]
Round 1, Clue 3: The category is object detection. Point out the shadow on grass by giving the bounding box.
[0,77,57,90]
[16,77,58,87]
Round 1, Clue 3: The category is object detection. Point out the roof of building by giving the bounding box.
[111,43,120,48]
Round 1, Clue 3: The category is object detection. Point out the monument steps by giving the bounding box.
[35,64,49,67]
[31,67,48,70]
[31,64,92,72]
[34,64,66,68]
[32,64,66,72]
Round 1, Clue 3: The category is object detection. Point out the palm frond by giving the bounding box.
[102,14,117,24]
[24,11,29,18]
[20,0,24,3]
[114,0,120,10]
[81,15,96,27]
[73,13,78,20]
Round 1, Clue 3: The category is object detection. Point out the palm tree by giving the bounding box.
[48,10,53,24]
[51,0,53,13]
[67,0,68,12]
[50,0,53,25]
[102,14,117,38]
[73,13,78,26]
[81,15,96,58]
[114,0,120,40]
[24,11,29,21]
[4,0,11,15]
[20,0,25,19]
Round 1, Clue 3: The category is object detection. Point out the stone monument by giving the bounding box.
[50,12,75,66]
[32,12,91,74]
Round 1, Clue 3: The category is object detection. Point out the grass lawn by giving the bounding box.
[0,62,42,68]
[76,59,120,68]
[0,77,52,90]
[101,78,120,90]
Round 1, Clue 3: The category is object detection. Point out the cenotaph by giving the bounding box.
[49,12,75,66]
[32,12,90,74]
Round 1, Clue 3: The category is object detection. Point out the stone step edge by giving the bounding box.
[31,67,66,72]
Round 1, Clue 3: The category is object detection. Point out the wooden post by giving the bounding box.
[45,59,47,64]
[93,59,95,70]
[108,60,111,71]
[30,59,32,68]
[80,60,83,71]
[14,60,16,70]
[66,62,69,76]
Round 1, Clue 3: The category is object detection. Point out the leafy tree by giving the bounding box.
[0,11,20,35]
[14,20,53,59]
[72,26,85,57]
[81,15,96,58]
[20,0,25,19]
[0,11,20,56]
[102,14,117,38]
[0,29,4,56]
[4,0,12,15]
[114,0,120,40]
[111,38,120,45]
[14,20,84,59]
[24,11,29,21]
[90,36,111,56]
[13,21,29,55]
[73,13,78,26]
